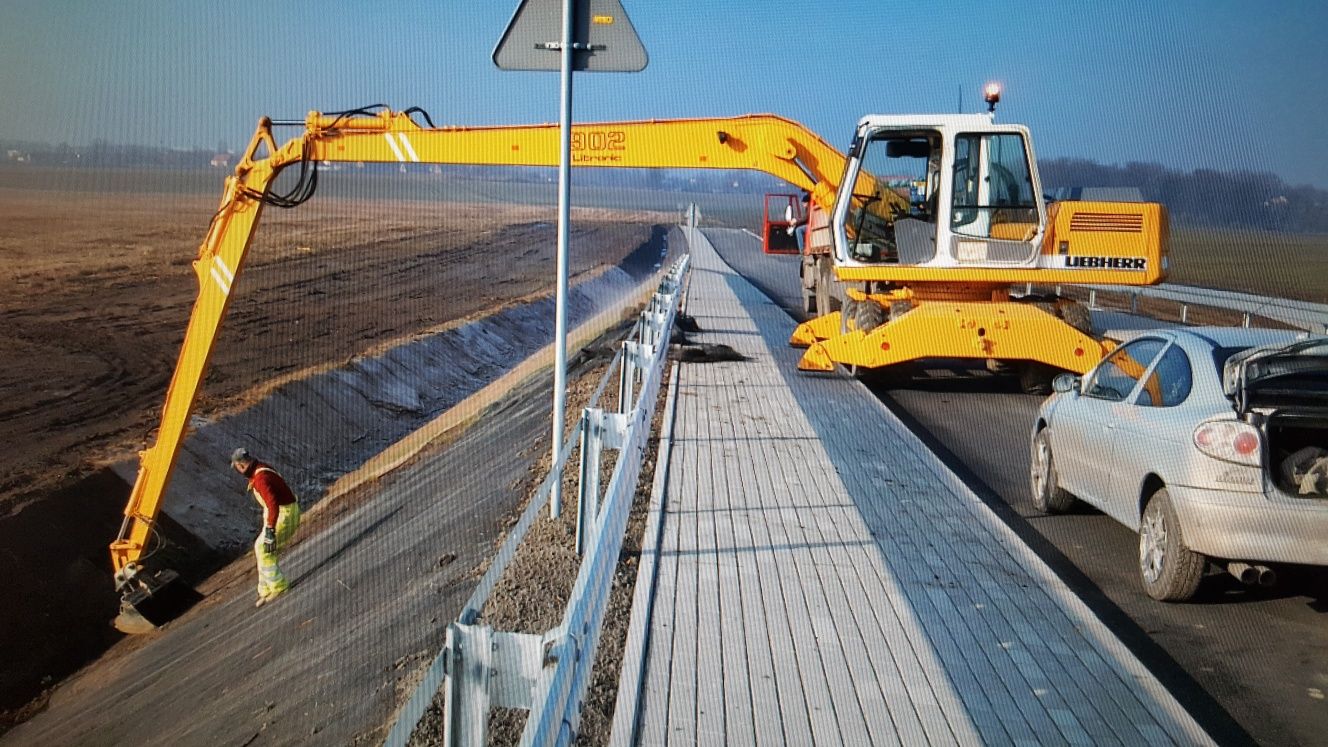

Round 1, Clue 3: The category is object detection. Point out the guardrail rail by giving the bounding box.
[384,251,690,747]
[1073,283,1328,333]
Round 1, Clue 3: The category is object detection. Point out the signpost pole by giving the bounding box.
[549,0,575,519]
[495,0,645,520]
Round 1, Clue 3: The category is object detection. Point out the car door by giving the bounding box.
[1100,341,1194,528]
[1054,338,1168,505]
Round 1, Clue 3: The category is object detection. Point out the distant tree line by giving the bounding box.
[1040,158,1328,233]
[4,137,1325,232]
[1,139,219,169]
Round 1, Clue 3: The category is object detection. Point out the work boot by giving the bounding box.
[255,585,288,608]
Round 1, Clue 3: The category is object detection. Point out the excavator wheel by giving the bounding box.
[887,299,915,322]
[1019,362,1056,395]
[854,299,886,334]
[1011,300,1082,394]
[818,257,839,314]
[1059,300,1093,334]
[841,298,859,331]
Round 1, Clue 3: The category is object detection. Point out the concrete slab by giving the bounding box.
[616,229,1215,746]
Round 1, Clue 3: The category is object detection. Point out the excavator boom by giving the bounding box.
[109,109,867,625]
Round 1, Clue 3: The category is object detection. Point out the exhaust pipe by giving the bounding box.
[1225,561,1277,587]
[1254,564,1277,587]
[1227,561,1259,585]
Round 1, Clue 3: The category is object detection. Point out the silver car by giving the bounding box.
[1030,327,1328,601]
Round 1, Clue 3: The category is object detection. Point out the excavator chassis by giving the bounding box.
[790,289,1111,381]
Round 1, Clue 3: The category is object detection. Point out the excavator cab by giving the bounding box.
[833,116,1046,270]
[794,112,1169,384]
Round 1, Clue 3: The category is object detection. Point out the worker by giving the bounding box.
[231,447,301,607]
[787,191,811,251]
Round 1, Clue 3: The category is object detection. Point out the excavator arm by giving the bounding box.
[110,108,861,608]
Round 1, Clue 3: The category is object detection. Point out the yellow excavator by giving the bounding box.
[111,102,1168,631]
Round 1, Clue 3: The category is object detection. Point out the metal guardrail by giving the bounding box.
[385,252,690,747]
[1078,283,1328,333]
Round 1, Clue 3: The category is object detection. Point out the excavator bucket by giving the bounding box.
[113,569,200,634]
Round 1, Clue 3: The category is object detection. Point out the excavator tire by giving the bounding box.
[1031,300,1060,319]
[1019,362,1056,395]
[818,257,838,314]
[887,299,915,322]
[841,298,859,331]
[854,299,886,334]
[1060,300,1093,334]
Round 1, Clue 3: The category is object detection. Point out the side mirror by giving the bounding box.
[1052,373,1081,394]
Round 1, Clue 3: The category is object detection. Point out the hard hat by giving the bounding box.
[230,447,252,465]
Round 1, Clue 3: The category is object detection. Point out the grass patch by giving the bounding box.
[1169,228,1328,303]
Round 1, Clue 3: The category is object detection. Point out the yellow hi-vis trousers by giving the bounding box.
[255,503,301,597]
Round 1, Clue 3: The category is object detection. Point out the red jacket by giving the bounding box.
[245,461,297,529]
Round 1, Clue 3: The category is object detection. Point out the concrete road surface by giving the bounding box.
[705,226,1328,747]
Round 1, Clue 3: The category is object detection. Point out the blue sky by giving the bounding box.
[2,1,1326,186]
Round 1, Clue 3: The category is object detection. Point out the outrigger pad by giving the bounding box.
[113,569,201,634]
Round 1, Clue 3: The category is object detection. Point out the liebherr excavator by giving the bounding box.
[112,103,1167,631]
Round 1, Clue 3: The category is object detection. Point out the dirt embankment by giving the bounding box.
[0,186,670,722]
[0,190,667,514]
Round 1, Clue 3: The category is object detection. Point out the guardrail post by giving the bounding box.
[1130,292,1140,313]
[576,409,603,556]
[618,348,636,414]
[1088,289,1097,310]
[620,341,654,415]
[390,254,690,747]
[1242,311,1252,327]
[1180,304,1189,324]
[443,623,490,747]
[437,623,547,747]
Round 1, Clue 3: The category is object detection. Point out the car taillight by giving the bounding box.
[1193,420,1262,466]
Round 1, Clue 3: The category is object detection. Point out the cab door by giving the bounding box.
[762,193,801,255]
[948,132,1044,265]
[1054,338,1167,504]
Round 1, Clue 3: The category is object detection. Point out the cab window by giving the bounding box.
[951,133,1038,240]
[1086,339,1166,402]
[1136,344,1193,407]
[843,130,941,264]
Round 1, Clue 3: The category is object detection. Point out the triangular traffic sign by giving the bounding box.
[493,0,647,72]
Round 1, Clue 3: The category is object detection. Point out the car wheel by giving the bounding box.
[1030,429,1076,513]
[1138,487,1206,602]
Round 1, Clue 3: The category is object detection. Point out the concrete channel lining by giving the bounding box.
[111,260,658,555]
